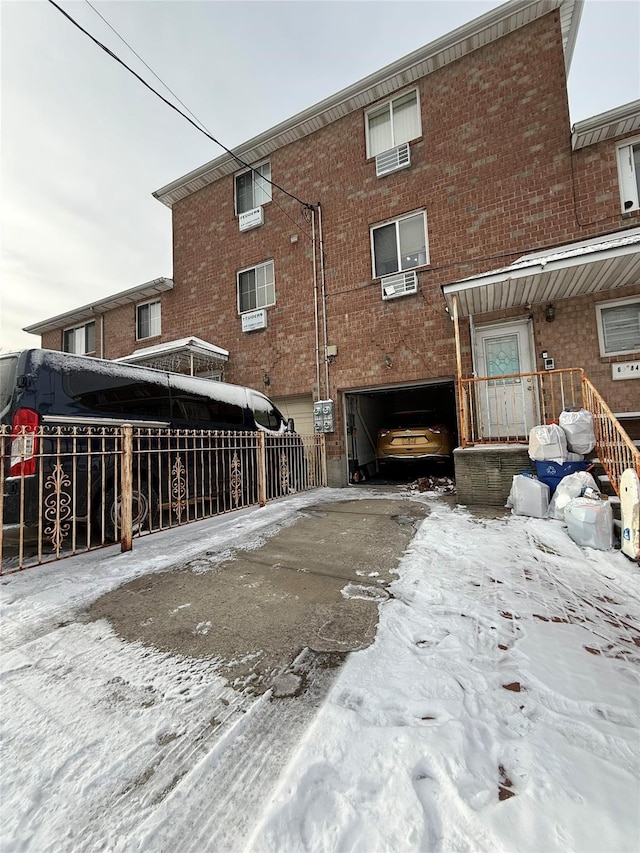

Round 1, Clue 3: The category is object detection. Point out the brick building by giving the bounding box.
[26,0,640,486]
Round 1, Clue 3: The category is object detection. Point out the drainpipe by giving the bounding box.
[100,313,105,359]
[311,208,321,402]
[317,202,329,400]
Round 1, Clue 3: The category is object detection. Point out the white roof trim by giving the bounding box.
[117,336,229,362]
[154,0,580,209]
[572,100,640,149]
[24,278,173,335]
[442,228,640,316]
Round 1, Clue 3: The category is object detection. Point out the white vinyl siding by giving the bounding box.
[366,90,421,158]
[235,161,272,215]
[597,297,640,356]
[136,300,161,340]
[371,211,429,278]
[63,321,95,355]
[237,260,275,313]
[617,139,640,213]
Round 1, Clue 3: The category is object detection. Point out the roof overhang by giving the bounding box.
[442,228,640,317]
[572,100,640,149]
[116,336,229,375]
[154,0,582,209]
[24,278,173,335]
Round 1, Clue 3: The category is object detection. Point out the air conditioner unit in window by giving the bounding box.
[239,206,264,232]
[375,142,411,177]
[381,270,418,300]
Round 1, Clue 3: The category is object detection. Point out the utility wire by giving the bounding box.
[83,0,313,237]
[47,0,315,212]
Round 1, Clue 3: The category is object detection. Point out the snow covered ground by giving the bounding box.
[2,487,639,852]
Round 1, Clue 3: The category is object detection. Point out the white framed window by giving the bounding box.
[365,89,421,158]
[370,211,429,278]
[596,296,640,356]
[617,137,640,213]
[235,161,272,215]
[63,321,95,355]
[237,260,275,313]
[136,300,161,340]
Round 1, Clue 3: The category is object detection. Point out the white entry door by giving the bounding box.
[474,320,537,439]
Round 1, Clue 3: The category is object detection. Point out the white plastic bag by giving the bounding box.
[528,424,568,464]
[547,470,599,521]
[559,409,596,455]
[565,497,613,550]
[506,474,550,518]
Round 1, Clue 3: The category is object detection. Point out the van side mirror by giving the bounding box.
[287,417,295,433]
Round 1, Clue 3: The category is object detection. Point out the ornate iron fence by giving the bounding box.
[0,425,326,574]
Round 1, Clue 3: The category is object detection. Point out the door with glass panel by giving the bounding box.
[474,320,537,439]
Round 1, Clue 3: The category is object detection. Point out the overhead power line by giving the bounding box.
[46,0,316,212]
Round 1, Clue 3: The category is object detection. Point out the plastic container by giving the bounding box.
[534,460,590,495]
[564,497,613,550]
[507,474,550,518]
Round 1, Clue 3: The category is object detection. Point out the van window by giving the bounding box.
[171,393,245,428]
[0,356,18,420]
[250,393,283,431]
[63,372,171,420]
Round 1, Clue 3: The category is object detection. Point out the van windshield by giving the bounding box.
[0,356,18,421]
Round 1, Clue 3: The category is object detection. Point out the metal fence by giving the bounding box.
[0,424,326,574]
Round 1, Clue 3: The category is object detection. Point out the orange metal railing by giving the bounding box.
[458,367,640,497]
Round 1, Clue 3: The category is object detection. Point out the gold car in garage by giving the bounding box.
[376,410,454,470]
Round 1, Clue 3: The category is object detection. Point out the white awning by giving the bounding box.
[442,228,640,318]
[116,337,229,376]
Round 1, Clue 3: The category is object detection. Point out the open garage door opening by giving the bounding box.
[344,381,458,485]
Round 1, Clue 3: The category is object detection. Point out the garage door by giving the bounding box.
[272,394,314,435]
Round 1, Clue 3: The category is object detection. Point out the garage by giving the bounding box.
[343,380,458,483]
[272,393,314,435]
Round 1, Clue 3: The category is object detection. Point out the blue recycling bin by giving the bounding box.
[534,460,590,495]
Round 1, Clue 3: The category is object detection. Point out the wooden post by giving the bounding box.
[451,294,468,447]
[120,424,133,552]
[257,431,267,507]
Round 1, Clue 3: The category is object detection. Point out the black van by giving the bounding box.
[1,349,296,541]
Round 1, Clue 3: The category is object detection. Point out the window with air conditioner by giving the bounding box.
[617,139,640,213]
[237,260,275,313]
[596,296,640,356]
[63,321,96,355]
[365,89,421,159]
[136,300,161,341]
[371,211,429,278]
[235,161,272,215]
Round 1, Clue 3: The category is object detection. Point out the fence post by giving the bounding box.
[257,431,267,507]
[320,433,328,486]
[121,424,133,552]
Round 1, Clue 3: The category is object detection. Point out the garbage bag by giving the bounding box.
[506,474,550,518]
[547,470,599,521]
[559,409,596,455]
[528,424,567,464]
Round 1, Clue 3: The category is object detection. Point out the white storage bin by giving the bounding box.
[528,424,567,464]
[506,474,550,518]
[564,497,613,550]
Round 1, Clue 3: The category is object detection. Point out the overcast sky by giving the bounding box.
[2,0,639,352]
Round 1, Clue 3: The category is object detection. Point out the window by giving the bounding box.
[596,297,640,356]
[63,321,95,355]
[365,90,421,158]
[617,139,640,212]
[237,260,275,313]
[136,300,161,340]
[235,161,272,215]
[371,211,429,278]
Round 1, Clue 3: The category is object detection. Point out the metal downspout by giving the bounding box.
[311,208,321,402]
[317,202,329,400]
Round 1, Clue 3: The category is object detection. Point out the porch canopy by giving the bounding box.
[116,336,229,376]
[441,227,640,318]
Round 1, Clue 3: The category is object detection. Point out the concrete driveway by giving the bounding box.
[87,497,430,693]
